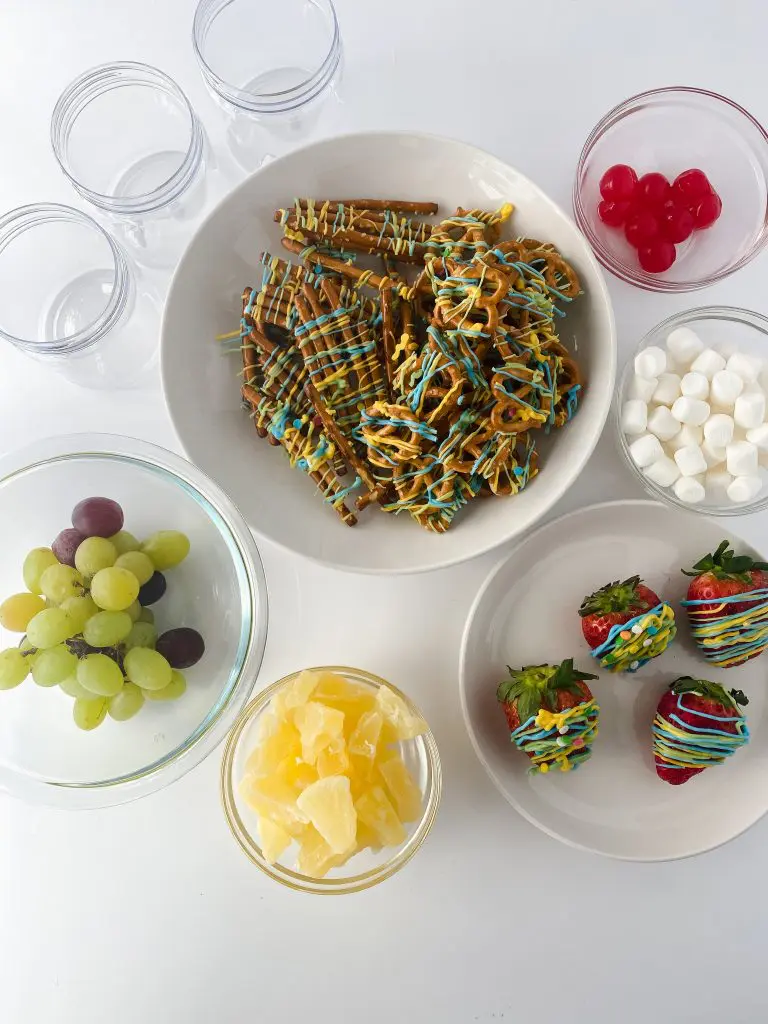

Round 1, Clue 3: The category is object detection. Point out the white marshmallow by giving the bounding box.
[635,346,667,380]
[666,424,703,453]
[690,348,726,380]
[727,476,763,504]
[734,392,766,429]
[701,439,726,468]
[644,456,681,488]
[703,413,735,448]
[705,468,733,496]
[651,373,682,406]
[674,445,708,477]
[680,372,709,400]
[646,405,680,442]
[746,423,768,452]
[629,433,664,469]
[710,370,744,408]
[672,396,710,426]
[726,440,759,477]
[666,327,704,366]
[621,399,648,435]
[726,352,762,384]
[628,375,658,403]
[673,475,706,504]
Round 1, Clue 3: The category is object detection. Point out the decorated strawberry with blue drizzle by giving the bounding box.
[497,659,600,775]
[579,575,676,673]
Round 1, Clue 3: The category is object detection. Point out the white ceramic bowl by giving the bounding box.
[162,131,616,574]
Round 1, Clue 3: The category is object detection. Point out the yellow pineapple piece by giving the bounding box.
[246,718,301,776]
[276,755,319,792]
[376,685,427,741]
[293,701,345,764]
[355,785,406,847]
[313,672,377,728]
[257,817,292,864]
[240,773,308,831]
[317,736,350,778]
[377,755,423,823]
[296,826,356,878]
[296,776,357,854]
[348,709,383,781]
[355,820,383,854]
[272,669,321,718]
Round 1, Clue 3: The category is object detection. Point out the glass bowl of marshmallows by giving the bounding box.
[617,306,768,515]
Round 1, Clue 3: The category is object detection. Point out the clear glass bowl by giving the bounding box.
[0,434,268,808]
[221,666,441,895]
[617,306,768,515]
[574,87,768,291]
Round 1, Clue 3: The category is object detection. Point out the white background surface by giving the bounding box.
[1,1,767,1021]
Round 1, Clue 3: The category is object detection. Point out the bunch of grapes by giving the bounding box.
[0,497,205,730]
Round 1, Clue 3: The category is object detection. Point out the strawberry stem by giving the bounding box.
[579,576,643,617]
[497,659,597,723]
[682,540,768,582]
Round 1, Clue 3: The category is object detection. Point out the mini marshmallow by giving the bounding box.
[705,468,733,495]
[666,423,703,453]
[726,440,759,477]
[673,475,706,504]
[726,352,762,384]
[635,346,667,380]
[672,396,710,426]
[629,433,664,469]
[628,375,658,403]
[666,326,703,366]
[690,348,726,380]
[621,399,647,435]
[701,439,726,468]
[727,476,763,504]
[710,370,744,408]
[746,423,768,452]
[651,373,681,406]
[703,413,735,448]
[674,444,708,477]
[680,372,709,401]
[646,405,680,442]
[734,392,766,429]
[644,456,680,487]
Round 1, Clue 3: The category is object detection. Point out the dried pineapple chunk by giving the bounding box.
[355,820,383,854]
[258,817,292,864]
[293,701,345,764]
[297,826,355,878]
[377,755,423,822]
[355,785,406,847]
[276,755,319,792]
[317,736,350,778]
[376,685,427,741]
[246,718,301,775]
[240,773,309,830]
[313,672,377,727]
[296,776,357,854]
[272,669,320,718]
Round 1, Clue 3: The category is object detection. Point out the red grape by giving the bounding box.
[624,210,660,247]
[156,628,205,669]
[692,192,722,229]
[638,239,676,273]
[635,172,672,209]
[72,497,124,539]
[138,571,166,606]
[52,528,86,567]
[598,200,633,227]
[659,203,695,243]
[672,168,713,209]
[599,164,638,201]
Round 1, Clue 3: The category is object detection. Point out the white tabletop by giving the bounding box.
[2,1,768,1021]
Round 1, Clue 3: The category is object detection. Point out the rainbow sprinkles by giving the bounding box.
[682,588,768,668]
[589,602,677,673]
[510,700,600,774]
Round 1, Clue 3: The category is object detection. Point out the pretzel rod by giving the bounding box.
[282,237,403,294]
[380,285,397,391]
[324,199,438,214]
[275,202,434,241]
[305,380,379,495]
[319,277,388,401]
[283,216,427,263]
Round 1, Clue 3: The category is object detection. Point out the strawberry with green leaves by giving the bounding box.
[681,540,768,668]
[497,659,599,775]
[579,575,676,673]
[653,676,749,785]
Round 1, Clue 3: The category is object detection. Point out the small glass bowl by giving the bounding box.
[617,306,768,515]
[574,87,768,291]
[0,434,268,808]
[221,666,441,895]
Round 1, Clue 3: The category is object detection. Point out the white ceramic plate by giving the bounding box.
[460,499,768,860]
[161,131,616,574]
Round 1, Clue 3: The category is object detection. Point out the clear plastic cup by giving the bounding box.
[0,203,159,389]
[51,63,210,269]
[193,0,343,171]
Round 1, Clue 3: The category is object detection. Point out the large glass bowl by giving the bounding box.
[221,666,441,895]
[0,434,267,808]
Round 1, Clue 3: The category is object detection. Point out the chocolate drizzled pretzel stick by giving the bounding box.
[283,216,428,264]
[275,202,434,242]
[318,277,389,401]
[281,237,431,299]
[379,286,397,392]
[324,199,438,215]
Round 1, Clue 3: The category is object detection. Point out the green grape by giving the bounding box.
[126,600,141,623]
[109,530,140,555]
[108,682,145,721]
[90,567,140,612]
[22,547,59,595]
[31,644,77,687]
[137,606,155,625]
[141,531,190,571]
[124,621,158,652]
[74,537,117,578]
[0,648,30,689]
[60,594,99,633]
[124,647,171,691]
[26,608,77,649]
[77,653,125,697]
[145,669,186,702]
[82,611,132,648]
[114,551,154,586]
[40,564,85,604]
[59,673,93,699]
[73,696,108,731]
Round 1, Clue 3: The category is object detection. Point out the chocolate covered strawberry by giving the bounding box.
[681,540,768,668]
[497,659,599,775]
[653,676,749,785]
[579,575,676,673]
